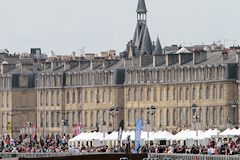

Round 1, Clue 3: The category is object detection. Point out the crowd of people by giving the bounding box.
[1,133,240,156]
[0,134,70,153]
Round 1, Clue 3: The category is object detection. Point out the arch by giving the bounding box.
[185,87,189,100]
[212,108,216,126]
[192,87,196,100]
[72,91,76,104]
[219,107,223,125]
[128,110,131,126]
[66,91,70,104]
[166,87,169,101]
[147,87,151,101]
[199,86,202,100]
[90,111,94,127]
[205,86,210,100]
[219,85,223,99]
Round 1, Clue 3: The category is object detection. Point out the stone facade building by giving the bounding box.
[1,0,240,138]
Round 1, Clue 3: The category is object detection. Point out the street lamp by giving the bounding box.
[109,107,119,131]
[147,106,156,142]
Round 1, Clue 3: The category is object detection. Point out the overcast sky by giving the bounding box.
[0,0,239,55]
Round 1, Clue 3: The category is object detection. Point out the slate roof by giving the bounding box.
[137,0,147,13]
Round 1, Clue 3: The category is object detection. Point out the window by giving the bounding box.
[153,88,157,101]
[219,107,223,125]
[57,112,60,127]
[78,90,81,104]
[66,91,70,104]
[160,88,163,101]
[166,88,169,101]
[206,108,209,126]
[51,91,54,106]
[186,109,189,125]
[185,88,189,100]
[212,108,216,125]
[84,91,87,103]
[179,87,182,100]
[103,90,106,103]
[51,112,54,127]
[212,85,216,99]
[84,111,88,127]
[128,88,131,101]
[78,111,82,124]
[159,110,163,127]
[72,91,76,104]
[206,86,209,100]
[134,89,137,101]
[141,109,144,121]
[173,87,176,101]
[40,112,44,128]
[46,91,48,106]
[128,110,131,126]
[173,109,176,126]
[57,90,60,106]
[199,86,202,100]
[72,112,75,126]
[166,109,170,126]
[141,88,144,101]
[46,112,49,128]
[147,88,151,101]
[91,91,94,103]
[109,88,112,103]
[219,85,223,99]
[192,88,196,100]
[134,110,138,124]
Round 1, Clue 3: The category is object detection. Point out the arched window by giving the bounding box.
[51,91,54,106]
[78,111,82,124]
[128,110,131,126]
[57,90,60,106]
[186,109,189,125]
[91,91,94,103]
[51,112,54,127]
[185,87,189,100]
[159,110,163,127]
[166,109,170,126]
[46,112,49,128]
[206,108,209,126]
[141,109,144,121]
[206,86,209,100]
[66,91,70,104]
[84,111,88,127]
[140,88,144,101]
[90,111,94,127]
[173,109,176,126]
[166,88,169,101]
[128,88,131,101]
[72,111,75,126]
[72,91,76,104]
[179,87,183,100]
[160,88,163,101]
[102,110,105,121]
[192,87,196,100]
[219,85,223,99]
[219,107,223,125]
[97,90,100,103]
[173,87,176,101]
[147,88,151,101]
[57,112,60,127]
[179,109,183,125]
[212,108,216,125]
[153,88,157,101]
[109,88,112,103]
[84,91,87,103]
[134,110,138,124]
[103,90,106,103]
[212,85,216,99]
[199,86,202,100]
[134,89,137,101]
[96,110,99,124]
[46,91,49,106]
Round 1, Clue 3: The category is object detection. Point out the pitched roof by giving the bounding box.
[140,26,153,55]
[137,0,147,13]
[155,36,163,54]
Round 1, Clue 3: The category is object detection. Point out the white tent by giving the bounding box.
[219,128,232,137]
[197,129,220,140]
[154,130,173,140]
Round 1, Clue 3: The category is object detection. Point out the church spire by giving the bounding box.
[137,0,147,13]
[155,36,163,54]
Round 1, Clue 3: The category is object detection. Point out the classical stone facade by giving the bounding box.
[1,0,240,139]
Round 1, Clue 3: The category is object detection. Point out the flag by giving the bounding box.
[118,120,124,141]
[134,119,143,153]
